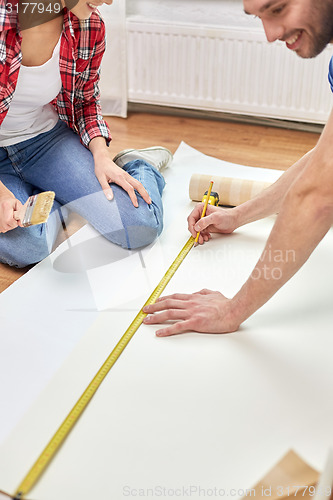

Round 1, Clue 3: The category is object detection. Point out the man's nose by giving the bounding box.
[262,19,284,43]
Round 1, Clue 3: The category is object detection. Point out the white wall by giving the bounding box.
[126,0,261,29]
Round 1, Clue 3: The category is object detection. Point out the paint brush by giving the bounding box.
[194,180,214,247]
[14,191,55,227]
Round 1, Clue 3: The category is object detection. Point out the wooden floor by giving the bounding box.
[0,112,320,293]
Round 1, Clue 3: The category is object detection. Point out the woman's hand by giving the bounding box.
[143,289,241,336]
[0,191,23,233]
[188,204,239,245]
[94,156,152,207]
[89,138,151,207]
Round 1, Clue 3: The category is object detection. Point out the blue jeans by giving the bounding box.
[0,121,165,267]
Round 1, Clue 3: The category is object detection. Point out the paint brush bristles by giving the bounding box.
[22,191,55,227]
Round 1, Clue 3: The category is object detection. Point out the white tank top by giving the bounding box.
[0,36,62,147]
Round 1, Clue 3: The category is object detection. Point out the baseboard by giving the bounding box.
[127,103,324,134]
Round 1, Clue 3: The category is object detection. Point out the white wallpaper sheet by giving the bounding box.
[0,143,332,499]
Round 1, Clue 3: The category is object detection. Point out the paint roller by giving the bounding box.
[189,173,273,206]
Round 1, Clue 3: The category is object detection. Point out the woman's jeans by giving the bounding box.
[0,121,165,267]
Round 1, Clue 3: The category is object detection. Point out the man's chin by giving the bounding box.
[294,45,327,59]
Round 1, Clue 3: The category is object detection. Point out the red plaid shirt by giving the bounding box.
[0,0,111,147]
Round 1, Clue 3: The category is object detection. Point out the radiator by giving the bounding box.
[127,21,333,124]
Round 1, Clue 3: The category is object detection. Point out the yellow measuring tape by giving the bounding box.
[13,181,217,499]
[13,235,195,499]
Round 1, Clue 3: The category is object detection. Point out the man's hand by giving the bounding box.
[143,289,241,336]
[188,204,239,245]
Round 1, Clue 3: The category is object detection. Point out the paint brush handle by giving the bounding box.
[13,199,29,224]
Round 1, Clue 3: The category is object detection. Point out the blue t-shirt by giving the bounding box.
[328,56,333,92]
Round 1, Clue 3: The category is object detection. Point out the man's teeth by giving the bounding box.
[88,3,97,8]
[286,33,300,45]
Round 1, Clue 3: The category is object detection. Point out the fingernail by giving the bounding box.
[143,316,151,323]
[156,329,165,337]
[143,306,149,312]
[106,193,113,201]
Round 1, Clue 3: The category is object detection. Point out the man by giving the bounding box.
[142,0,333,336]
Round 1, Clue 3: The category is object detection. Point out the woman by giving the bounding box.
[0,0,171,267]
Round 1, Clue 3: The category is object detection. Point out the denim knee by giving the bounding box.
[0,225,51,268]
[103,202,163,250]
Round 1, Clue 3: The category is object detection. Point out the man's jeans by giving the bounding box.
[0,121,165,267]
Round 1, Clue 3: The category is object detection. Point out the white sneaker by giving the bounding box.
[113,146,173,172]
